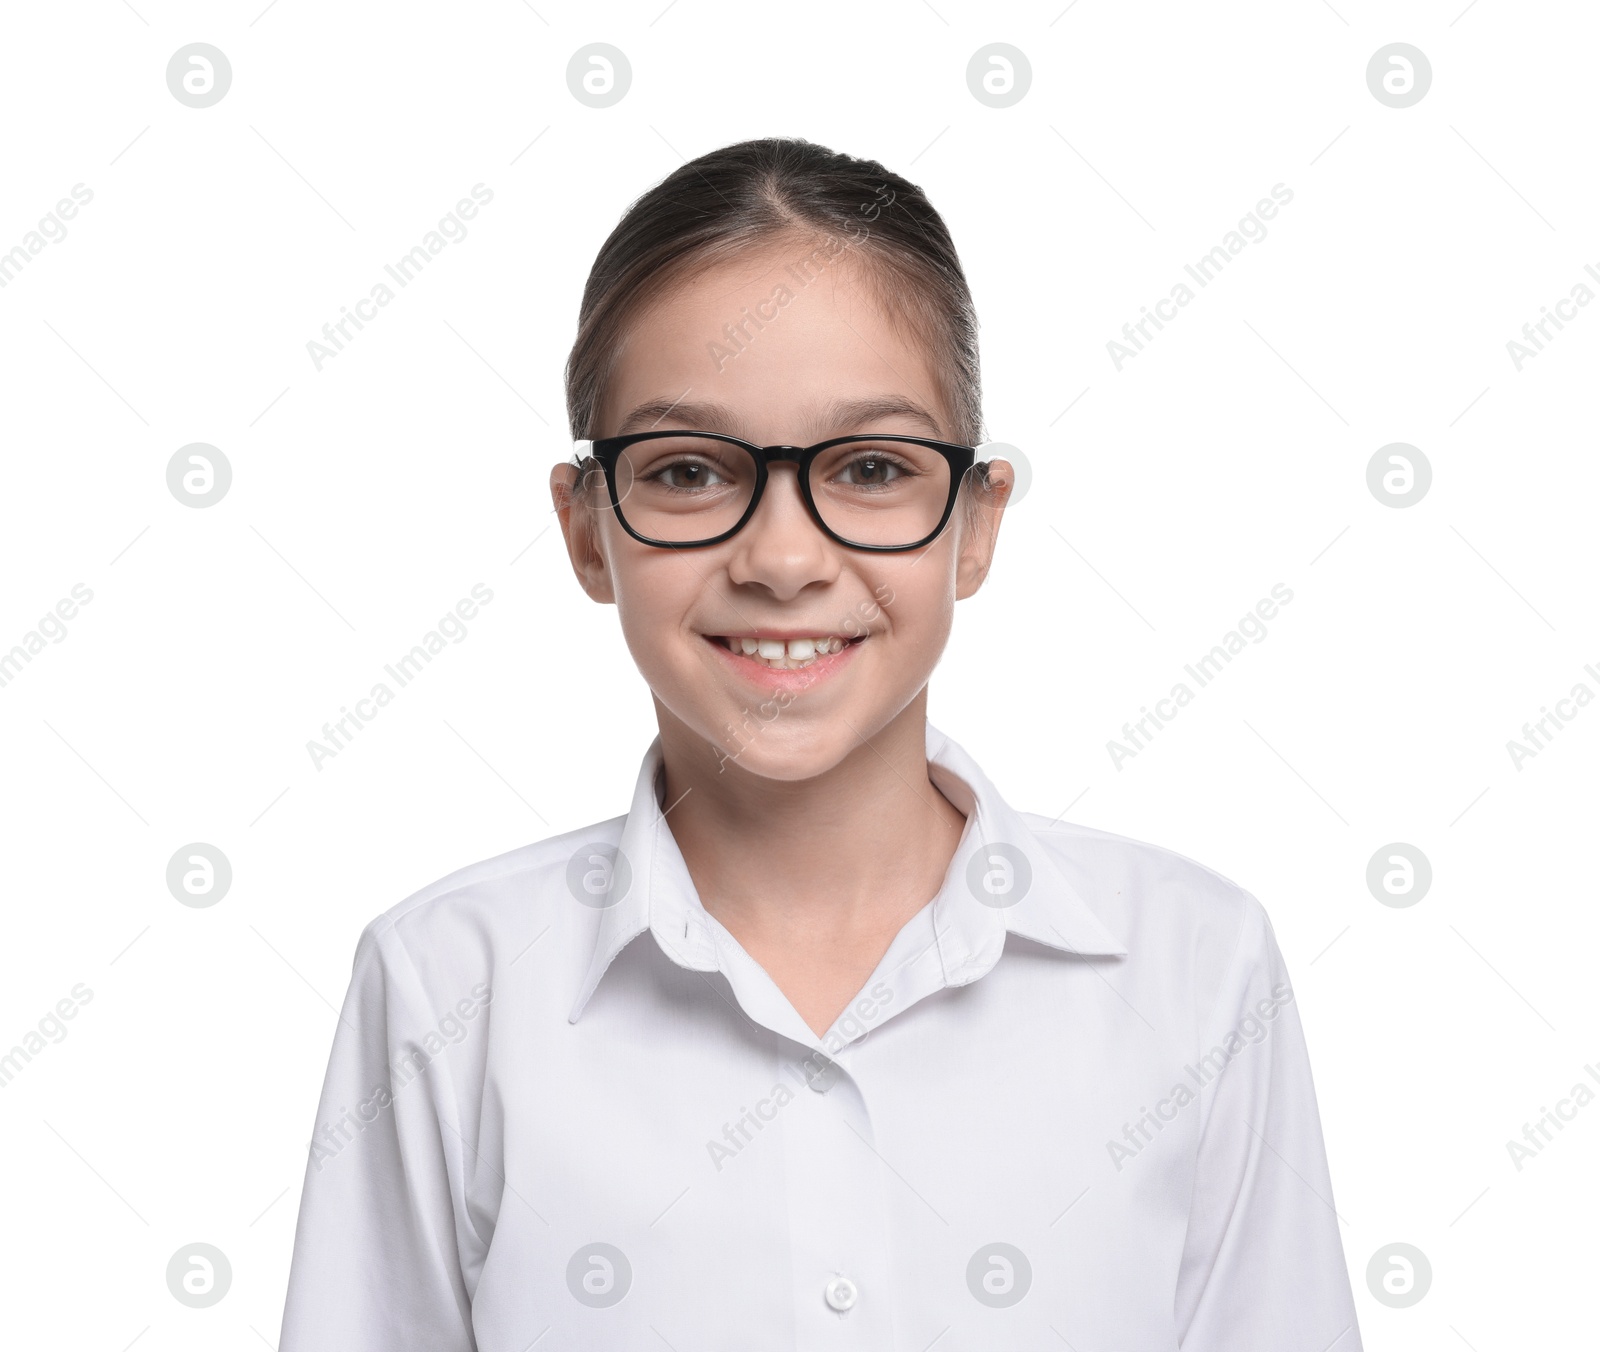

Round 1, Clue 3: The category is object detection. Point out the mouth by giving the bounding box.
[704,632,868,671]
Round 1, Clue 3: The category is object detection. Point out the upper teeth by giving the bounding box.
[724,635,850,667]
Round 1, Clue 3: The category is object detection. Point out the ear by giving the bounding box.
[549,463,616,604]
[954,460,1014,600]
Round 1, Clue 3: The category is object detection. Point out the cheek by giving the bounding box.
[863,565,957,652]
[610,555,701,663]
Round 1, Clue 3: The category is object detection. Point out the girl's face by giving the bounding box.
[551,234,1011,782]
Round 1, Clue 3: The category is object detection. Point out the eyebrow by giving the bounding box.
[613,394,947,440]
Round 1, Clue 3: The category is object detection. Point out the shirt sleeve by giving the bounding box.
[1173,894,1363,1351]
[279,918,478,1352]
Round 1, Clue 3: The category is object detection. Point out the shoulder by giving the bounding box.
[350,815,627,994]
[1020,812,1277,999]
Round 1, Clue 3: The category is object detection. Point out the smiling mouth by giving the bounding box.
[707,633,867,670]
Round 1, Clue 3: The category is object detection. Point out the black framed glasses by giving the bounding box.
[573,430,982,551]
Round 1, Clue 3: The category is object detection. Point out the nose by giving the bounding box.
[723,464,841,599]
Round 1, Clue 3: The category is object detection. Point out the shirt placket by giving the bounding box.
[777,1045,896,1348]
[685,931,894,1347]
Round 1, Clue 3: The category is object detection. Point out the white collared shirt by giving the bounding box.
[279,722,1363,1351]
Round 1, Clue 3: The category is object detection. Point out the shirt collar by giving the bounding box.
[567,720,1127,1024]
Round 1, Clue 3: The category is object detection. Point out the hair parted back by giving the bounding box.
[563,136,983,448]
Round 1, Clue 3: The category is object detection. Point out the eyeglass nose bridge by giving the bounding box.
[753,444,809,468]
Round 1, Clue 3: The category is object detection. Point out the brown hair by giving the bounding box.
[563,136,984,448]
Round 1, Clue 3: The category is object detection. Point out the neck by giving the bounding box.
[654,694,968,946]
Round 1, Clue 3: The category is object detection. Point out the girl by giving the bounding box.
[280,137,1363,1351]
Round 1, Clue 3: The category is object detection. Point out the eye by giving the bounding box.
[834,453,913,487]
[651,458,730,491]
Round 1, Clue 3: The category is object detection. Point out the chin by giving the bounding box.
[706,719,858,783]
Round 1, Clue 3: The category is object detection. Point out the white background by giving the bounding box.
[1,1,1595,1348]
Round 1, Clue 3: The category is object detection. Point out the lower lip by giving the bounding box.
[702,635,865,692]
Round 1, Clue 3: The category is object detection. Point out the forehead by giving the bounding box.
[597,236,951,443]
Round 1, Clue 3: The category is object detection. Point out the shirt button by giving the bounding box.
[824,1275,857,1311]
[805,1057,839,1092]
